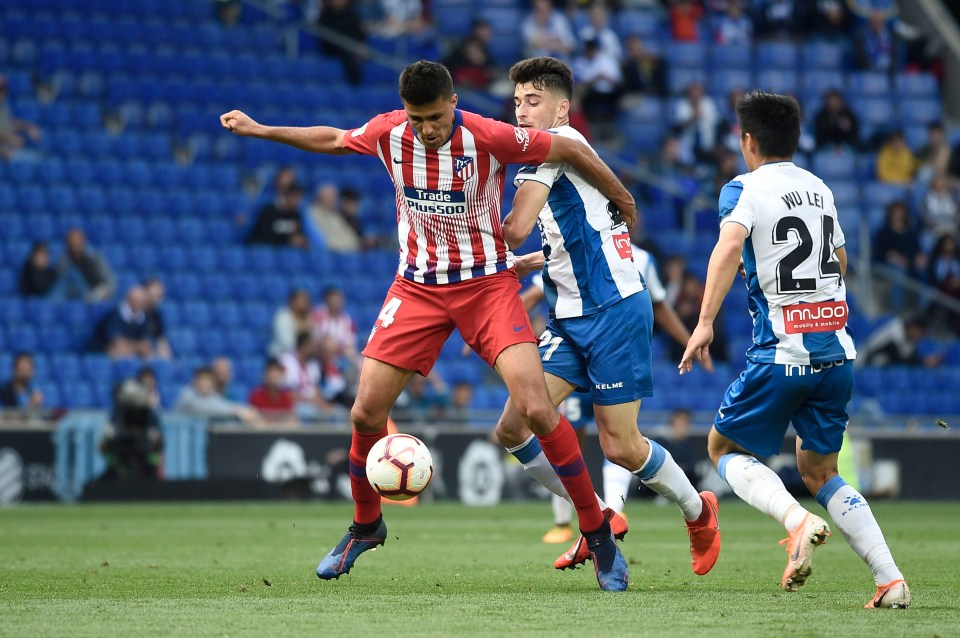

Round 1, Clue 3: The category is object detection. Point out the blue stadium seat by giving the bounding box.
[799,41,846,70]
[851,97,897,129]
[617,9,662,39]
[847,72,891,98]
[755,69,798,96]
[894,72,938,98]
[665,42,707,70]
[756,41,798,70]
[710,45,751,71]
[667,68,707,95]
[897,98,942,126]
[862,182,908,210]
[709,69,752,98]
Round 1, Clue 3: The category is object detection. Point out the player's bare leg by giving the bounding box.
[495,343,627,591]
[796,441,909,607]
[593,401,719,575]
[317,358,415,580]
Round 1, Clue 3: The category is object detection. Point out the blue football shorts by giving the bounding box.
[714,358,853,458]
[538,291,653,406]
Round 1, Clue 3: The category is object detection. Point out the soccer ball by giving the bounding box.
[366,434,434,501]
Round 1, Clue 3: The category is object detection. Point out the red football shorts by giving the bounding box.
[362,270,536,376]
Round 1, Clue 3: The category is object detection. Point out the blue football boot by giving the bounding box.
[316,517,388,580]
[585,522,629,592]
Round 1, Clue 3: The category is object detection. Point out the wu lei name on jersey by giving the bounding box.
[403,186,467,216]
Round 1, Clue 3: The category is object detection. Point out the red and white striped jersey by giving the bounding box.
[343,109,552,284]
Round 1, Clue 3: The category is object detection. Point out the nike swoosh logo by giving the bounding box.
[512,325,525,333]
[393,158,407,164]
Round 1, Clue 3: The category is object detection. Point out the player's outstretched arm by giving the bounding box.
[679,222,747,374]
[653,301,713,372]
[545,136,636,228]
[220,110,354,155]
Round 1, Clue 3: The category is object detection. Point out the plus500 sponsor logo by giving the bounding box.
[404,186,467,215]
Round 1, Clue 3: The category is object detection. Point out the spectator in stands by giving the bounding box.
[670,271,729,363]
[643,135,700,227]
[751,0,808,40]
[445,18,496,90]
[100,378,162,480]
[18,241,57,297]
[858,316,942,368]
[248,357,298,424]
[88,285,154,360]
[521,0,576,59]
[316,335,353,408]
[211,356,239,401]
[444,34,496,92]
[308,184,373,252]
[54,228,115,302]
[246,183,309,248]
[813,88,860,151]
[873,200,925,309]
[662,407,697,487]
[214,0,242,26]
[279,332,334,418]
[805,0,852,41]
[916,122,952,185]
[312,286,358,363]
[713,0,753,46]
[0,352,43,410]
[572,38,623,136]
[673,82,719,164]
[270,288,314,357]
[316,0,367,86]
[714,88,745,156]
[174,366,260,424]
[668,0,705,42]
[446,381,474,423]
[370,0,429,37]
[662,254,687,305]
[0,74,42,161]
[135,366,162,410]
[926,234,960,335]
[143,278,172,359]
[395,371,448,423]
[876,130,917,184]
[578,3,622,60]
[923,174,959,239]
[854,9,904,74]
[619,35,667,100]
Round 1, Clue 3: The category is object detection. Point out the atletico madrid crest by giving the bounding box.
[454,155,475,181]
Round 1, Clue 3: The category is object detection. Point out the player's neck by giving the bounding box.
[748,155,792,171]
[552,116,569,129]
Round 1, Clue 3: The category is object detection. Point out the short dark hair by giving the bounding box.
[265,356,284,371]
[194,366,214,379]
[295,331,312,351]
[399,60,453,106]
[508,57,573,100]
[735,90,800,159]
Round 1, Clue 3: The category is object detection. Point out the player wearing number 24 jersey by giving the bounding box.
[680,90,909,609]
[221,60,635,591]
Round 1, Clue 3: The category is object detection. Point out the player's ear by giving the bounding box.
[450,93,459,108]
[557,98,570,120]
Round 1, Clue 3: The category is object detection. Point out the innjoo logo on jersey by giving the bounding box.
[613,233,632,260]
[782,300,847,334]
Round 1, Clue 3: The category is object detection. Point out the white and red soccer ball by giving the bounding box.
[365,434,434,501]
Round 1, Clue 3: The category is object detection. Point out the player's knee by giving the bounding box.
[350,402,385,434]
[514,400,557,435]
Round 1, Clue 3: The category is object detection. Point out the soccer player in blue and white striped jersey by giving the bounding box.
[494,57,721,576]
[680,90,909,608]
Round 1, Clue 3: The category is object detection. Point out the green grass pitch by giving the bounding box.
[0,500,957,638]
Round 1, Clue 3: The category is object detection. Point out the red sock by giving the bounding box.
[537,415,604,532]
[349,426,388,524]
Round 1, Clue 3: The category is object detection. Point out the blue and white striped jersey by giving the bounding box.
[720,161,857,365]
[515,125,644,319]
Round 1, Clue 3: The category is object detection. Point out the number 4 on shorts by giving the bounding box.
[378,297,402,328]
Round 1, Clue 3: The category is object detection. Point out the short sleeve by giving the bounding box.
[342,111,402,157]
[831,206,846,249]
[478,117,552,166]
[515,161,561,189]
[718,180,753,234]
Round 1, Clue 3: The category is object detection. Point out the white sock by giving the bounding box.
[603,460,633,514]
[719,453,808,530]
[636,439,703,521]
[551,493,572,526]
[817,476,905,585]
[506,435,608,509]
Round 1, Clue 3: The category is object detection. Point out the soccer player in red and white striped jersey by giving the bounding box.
[221,60,634,590]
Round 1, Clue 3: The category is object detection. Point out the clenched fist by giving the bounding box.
[220,110,261,137]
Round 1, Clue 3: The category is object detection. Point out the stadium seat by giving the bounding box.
[755,69,798,96]
[894,72,938,98]
[897,98,942,126]
[665,42,707,71]
[847,72,891,98]
[799,41,846,70]
[756,41,798,70]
